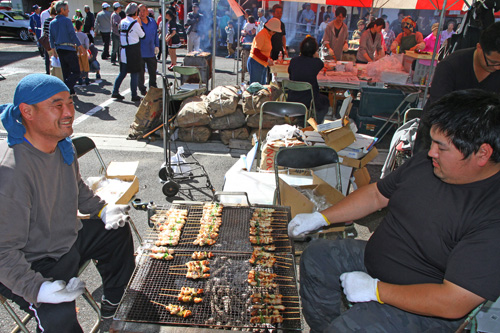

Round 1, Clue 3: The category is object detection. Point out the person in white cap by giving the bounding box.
[248,17,281,84]
[95,2,112,59]
[112,2,144,102]
[111,2,122,64]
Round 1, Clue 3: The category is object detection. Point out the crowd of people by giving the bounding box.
[31,0,189,102]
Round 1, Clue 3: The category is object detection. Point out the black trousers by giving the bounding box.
[57,49,81,94]
[0,219,135,333]
[101,32,111,59]
[138,57,158,90]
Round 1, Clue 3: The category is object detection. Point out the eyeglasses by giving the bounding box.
[482,49,500,67]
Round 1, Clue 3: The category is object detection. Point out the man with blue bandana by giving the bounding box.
[0,74,135,331]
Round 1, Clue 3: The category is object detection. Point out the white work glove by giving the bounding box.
[37,278,85,304]
[154,47,159,55]
[340,271,380,303]
[100,204,131,230]
[288,212,329,238]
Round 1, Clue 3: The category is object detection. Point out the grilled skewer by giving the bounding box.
[150,301,192,318]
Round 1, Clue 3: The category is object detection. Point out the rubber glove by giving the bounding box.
[340,271,380,303]
[99,204,131,230]
[37,278,85,304]
[154,47,159,55]
[288,212,329,238]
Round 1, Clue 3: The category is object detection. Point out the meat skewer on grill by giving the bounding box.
[250,308,282,317]
[248,271,278,288]
[249,235,274,245]
[152,208,188,247]
[159,293,203,304]
[150,300,192,318]
[150,252,175,260]
[191,203,224,246]
[250,314,284,324]
[191,251,214,260]
[161,287,204,296]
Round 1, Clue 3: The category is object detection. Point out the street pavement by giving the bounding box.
[0,37,388,332]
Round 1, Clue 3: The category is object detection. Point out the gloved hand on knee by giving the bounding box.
[99,204,131,230]
[340,271,382,303]
[37,278,85,304]
[287,212,329,238]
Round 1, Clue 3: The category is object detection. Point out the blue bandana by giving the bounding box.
[0,74,75,165]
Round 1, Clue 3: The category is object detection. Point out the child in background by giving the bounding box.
[74,20,90,85]
[88,43,102,81]
[242,16,256,43]
[225,21,235,58]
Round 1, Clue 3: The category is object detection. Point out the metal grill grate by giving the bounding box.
[144,203,293,253]
[116,202,301,330]
[115,252,301,330]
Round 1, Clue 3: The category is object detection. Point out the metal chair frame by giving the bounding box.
[372,92,420,142]
[257,101,309,170]
[0,261,101,333]
[273,145,342,206]
[72,136,143,243]
[170,66,207,101]
[282,79,317,121]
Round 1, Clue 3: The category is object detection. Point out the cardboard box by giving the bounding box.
[92,161,140,205]
[321,126,356,152]
[353,167,371,188]
[279,172,345,232]
[338,147,378,169]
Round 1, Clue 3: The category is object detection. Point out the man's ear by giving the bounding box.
[19,103,35,121]
[476,143,494,167]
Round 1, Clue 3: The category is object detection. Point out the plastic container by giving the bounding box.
[358,87,405,117]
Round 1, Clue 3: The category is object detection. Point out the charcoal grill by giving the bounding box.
[115,200,302,331]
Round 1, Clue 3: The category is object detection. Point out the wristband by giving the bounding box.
[98,204,108,218]
[376,281,384,304]
[320,213,331,225]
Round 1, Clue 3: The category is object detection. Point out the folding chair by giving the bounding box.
[372,92,420,142]
[170,66,207,101]
[282,79,317,121]
[72,136,143,243]
[0,261,101,333]
[273,145,342,205]
[256,101,308,169]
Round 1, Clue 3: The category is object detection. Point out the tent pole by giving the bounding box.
[212,0,218,90]
[236,0,241,86]
[422,0,448,107]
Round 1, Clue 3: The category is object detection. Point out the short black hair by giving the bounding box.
[272,4,282,12]
[248,16,255,24]
[300,36,318,57]
[480,21,500,54]
[367,18,385,29]
[165,9,175,19]
[324,14,330,20]
[335,6,347,18]
[425,89,500,162]
[245,8,251,15]
[74,20,83,30]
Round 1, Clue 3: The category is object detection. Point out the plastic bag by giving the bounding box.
[50,56,61,68]
[366,54,404,79]
[266,124,301,142]
[296,188,332,212]
[170,147,191,176]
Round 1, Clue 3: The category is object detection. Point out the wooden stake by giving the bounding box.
[159,293,177,297]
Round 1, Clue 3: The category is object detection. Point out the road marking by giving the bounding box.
[73,79,148,126]
[73,88,131,126]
